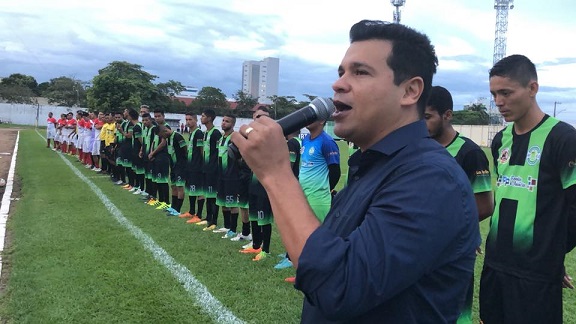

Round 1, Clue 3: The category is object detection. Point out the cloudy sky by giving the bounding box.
[1,0,575,121]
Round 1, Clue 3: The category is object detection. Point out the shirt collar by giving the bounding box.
[367,120,430,156]
[349,120,429,171]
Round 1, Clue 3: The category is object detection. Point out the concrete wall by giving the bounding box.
[0,103,83,126]
[0,103,261,133]
[453,124,506,148]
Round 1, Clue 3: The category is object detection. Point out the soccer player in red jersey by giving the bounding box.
[46,112,57,149]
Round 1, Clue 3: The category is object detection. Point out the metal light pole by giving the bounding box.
[390,0,406,24]
[553,101,562,117]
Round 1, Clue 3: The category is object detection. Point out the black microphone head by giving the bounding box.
[310,97,335,121]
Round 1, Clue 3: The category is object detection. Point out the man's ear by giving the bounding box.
[400,77,424,107]
[528,80,539,98]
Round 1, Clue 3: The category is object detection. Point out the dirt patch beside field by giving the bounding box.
[0,129,17,202]
[0,128,20,296]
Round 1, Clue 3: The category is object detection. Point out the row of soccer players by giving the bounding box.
[104,105,341,272]
[47,110,108,172]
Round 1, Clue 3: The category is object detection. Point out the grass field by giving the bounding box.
[0,129,575,323]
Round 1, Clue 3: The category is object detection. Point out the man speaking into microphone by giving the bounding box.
[232,20,479,323]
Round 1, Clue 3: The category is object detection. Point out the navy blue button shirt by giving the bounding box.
[295,120,480,323]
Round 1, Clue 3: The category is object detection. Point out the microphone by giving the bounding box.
[276,97,335,136]
[229,97,335,159]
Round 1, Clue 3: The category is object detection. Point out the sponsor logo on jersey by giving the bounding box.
[499,148,510,164]
[526,146,541,166]
[308,147,315,155]
[496,174,538,192]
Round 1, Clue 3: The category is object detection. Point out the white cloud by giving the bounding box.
[0,0,575,121]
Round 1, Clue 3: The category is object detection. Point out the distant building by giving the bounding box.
[175,86,199,98]
[242,57,279,105]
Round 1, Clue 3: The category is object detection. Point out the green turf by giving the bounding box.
[0,131,574,323]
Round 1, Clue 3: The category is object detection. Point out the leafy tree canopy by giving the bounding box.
[233,90,258,118]
[0,73,39,103]
[44,76,86,107]
[190,87,229,113]
[268,95,303,119]
[453,101,490,125]
[86,61,190,113]
[87,61,158,112]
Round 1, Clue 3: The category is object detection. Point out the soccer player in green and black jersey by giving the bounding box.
[425,85,494,324]
[197,109,222,231]
[213,115,243,238]
[479,55,576,324]
[149,110,171,208]
[118,109,136,190]
[179,112,205,223]
[114,110,130,186]
[159,125,188,216]
[140,113,156,201]
[127,109,145,195]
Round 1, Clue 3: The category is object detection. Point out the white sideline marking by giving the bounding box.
[34,131,244,324]
[0,131,20,277]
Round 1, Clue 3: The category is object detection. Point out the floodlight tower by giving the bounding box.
[390,0,406,24]
[490,0,515,122]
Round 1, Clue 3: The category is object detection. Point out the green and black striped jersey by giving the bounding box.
[445,133,491,194]
[486,115,576,282]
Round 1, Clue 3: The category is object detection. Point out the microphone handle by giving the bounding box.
[228,104,321,160]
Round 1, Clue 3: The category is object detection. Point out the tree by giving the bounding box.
[268,95,300,119]
[87,61,158,112]
[156,80,186,97]
[44,76,87,107]
[190,86,229,113]
[0,73,38,103]
[37,82,50,96]
[151,80,187,113]
[452,98,490,125]
[233,90,258,117]
[1,73,38,91]
[464,102,488,112]
[302,93,317,102]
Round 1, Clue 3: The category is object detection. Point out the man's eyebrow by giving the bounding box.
[338,62,373,72]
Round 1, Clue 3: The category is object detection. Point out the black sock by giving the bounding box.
[223,210,231,229]
[206,198,218,225]
[188,196,197,214]
[118,166,126,183]
[197,199,205,218]
[230,212,238,233]
[251,221,262,249]
[209,199,219,226]
[241,221,250,236]
[126,168,134,186]
[134,173,139,189]
[149,181,157,199]
[206,200,213,223]
[111,166,118,180]
[158,183,169,203]
[262,224,272,253]
[171,195,177,207]
[137,174,145,189]
[175,198,184,212]
[144,179,151,194]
